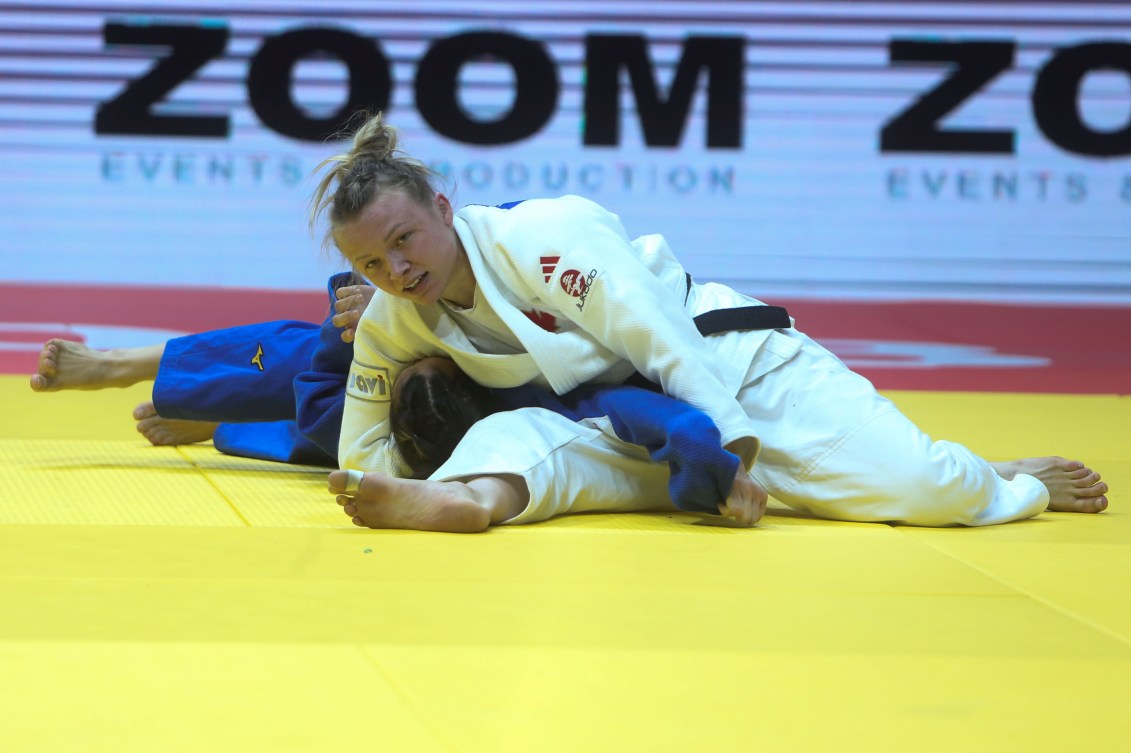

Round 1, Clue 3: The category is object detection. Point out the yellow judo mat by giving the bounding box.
[1,374,1128,752]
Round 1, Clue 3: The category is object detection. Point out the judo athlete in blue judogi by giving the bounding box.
[30,272,753,516]
[151,272,356,466]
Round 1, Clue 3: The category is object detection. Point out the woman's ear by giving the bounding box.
[434,192,453,225]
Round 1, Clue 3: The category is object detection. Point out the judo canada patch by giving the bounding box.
[560,268,599,312]
[347,362,391,402]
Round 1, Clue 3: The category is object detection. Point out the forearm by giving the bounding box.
[339,314,415,475]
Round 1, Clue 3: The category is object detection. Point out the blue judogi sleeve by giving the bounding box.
[294,272,357,463]
[494,382,740,514]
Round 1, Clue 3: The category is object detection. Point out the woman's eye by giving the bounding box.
[365,259,381,270]
[396,232,411,246]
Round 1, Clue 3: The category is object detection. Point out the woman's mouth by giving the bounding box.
[403,272,427,293]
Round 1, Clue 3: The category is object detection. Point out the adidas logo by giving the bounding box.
[541,255,560,283]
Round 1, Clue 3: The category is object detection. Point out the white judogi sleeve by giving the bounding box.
[337,300,423,477]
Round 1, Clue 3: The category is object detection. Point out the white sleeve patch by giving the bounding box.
[346,362,391,403]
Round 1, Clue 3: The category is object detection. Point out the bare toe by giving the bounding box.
[132,401,158,421]
[1067,465,1096,481]
[1073,495,1108,513]
[1078,480,1108,498]
[29,341,61,392]
[1073,470,1101,486]
[328,469,351,495]
[136,416,170,446]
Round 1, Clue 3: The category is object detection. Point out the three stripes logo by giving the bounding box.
[541,256,560,283]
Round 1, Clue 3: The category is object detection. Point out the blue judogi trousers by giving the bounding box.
[151,273,356,467]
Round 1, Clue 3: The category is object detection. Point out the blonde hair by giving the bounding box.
[308,111,440,252]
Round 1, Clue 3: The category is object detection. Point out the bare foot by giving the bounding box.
[992,457,1109,513]
[328,469,494,533]
[718,467,768,526]
[29,339,163,392]
[133,401,218,446]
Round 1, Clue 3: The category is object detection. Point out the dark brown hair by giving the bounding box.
[390,365,499,479]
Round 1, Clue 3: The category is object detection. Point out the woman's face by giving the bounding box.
[334,192,472,306]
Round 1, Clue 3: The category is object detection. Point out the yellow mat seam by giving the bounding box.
[900,531,1131,650]
[174,446,253,528]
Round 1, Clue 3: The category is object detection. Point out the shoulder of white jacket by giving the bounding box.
[457,195,608,219]
[456,196,622,259]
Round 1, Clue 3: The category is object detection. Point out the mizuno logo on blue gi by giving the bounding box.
[347,362,391,403]
[250,343,265,371]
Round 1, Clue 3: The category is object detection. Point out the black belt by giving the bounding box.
[693,306,791,335]
[684,273,791,335]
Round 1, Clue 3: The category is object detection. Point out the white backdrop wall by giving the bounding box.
[2,0,1129,303]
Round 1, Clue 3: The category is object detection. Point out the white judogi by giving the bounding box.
[341,195,1047,527]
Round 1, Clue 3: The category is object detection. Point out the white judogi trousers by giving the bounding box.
[433,328,1049,527]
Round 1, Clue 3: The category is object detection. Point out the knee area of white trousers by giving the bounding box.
[790,421,998,524]
[876,439,996,501]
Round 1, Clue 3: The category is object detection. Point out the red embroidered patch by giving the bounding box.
[560,269,590,298]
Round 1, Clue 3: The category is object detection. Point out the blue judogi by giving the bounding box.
[151,273,355,466]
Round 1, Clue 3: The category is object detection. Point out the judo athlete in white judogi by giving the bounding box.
[311,112,1109,533]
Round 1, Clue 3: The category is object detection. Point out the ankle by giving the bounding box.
[104,346,162,386]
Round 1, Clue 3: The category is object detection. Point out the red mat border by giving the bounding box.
[2,283,1128,395]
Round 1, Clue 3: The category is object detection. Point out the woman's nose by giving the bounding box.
[387,252,410,278]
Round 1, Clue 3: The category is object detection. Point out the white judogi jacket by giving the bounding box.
[340,195,799,477]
